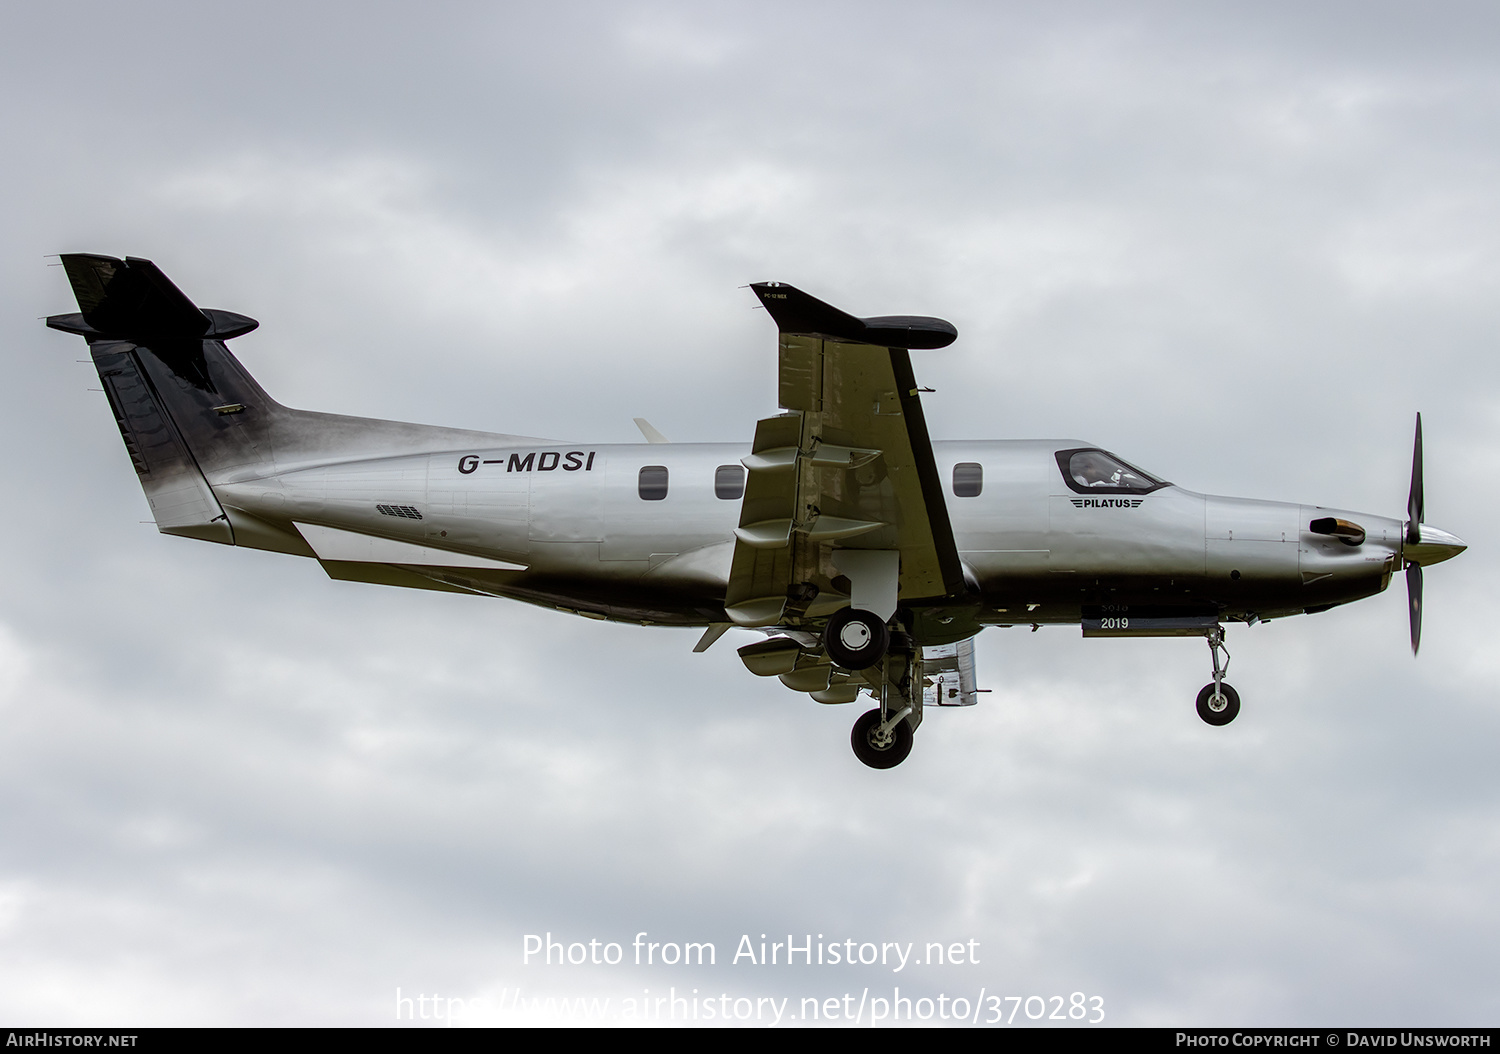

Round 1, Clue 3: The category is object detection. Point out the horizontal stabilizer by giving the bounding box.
[49,254,258,341]
[750,282,957,349]
[294,522,528,571]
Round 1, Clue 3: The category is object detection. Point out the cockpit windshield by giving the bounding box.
[1056,448,1167,494]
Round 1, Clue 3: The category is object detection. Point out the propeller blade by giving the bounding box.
[1407,560,1423,655]
[1407,413,1424,544]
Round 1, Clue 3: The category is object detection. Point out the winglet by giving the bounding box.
[749,282,957,349]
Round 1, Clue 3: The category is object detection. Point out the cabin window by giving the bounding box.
[952,462,983,497]
[638,465,669,500]
[715,464,746,500]
[1055,448,1167,495]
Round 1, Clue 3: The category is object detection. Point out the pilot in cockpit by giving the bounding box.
[1070,451,1125,488]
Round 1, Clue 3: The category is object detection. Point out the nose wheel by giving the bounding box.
[1196,682,1240,725]
[1197,626,1239,725]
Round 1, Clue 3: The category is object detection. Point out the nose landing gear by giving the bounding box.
[1197,626,1239,726]
[1196,681,1241,725]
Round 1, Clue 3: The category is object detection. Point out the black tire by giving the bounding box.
[850,708,914,769]
[1196,682,1241,726]
[824,608,890,670]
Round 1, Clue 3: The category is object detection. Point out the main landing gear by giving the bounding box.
[851,707,914,769]
[1197,626,1240,726]
[824,608,920,769]
[823,607,889,670]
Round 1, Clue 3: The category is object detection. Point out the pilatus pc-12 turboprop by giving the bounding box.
[47,254,1466,768]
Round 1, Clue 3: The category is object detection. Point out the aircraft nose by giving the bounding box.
[1404,524,1467,567]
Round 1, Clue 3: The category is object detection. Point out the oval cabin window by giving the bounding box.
[638,465,669,500]
[952,462,983,498]
[715,464,746,500]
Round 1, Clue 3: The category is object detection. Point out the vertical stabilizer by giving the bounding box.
[90,340,234,543]
[47,254,262,544]
[48,253,543,552]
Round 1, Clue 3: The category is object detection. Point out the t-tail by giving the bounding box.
[47,253,527,554]
[48,254,280,547]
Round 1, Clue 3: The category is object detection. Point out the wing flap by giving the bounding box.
[725,415,801,625]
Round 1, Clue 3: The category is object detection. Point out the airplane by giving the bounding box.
[46,254,1467,769]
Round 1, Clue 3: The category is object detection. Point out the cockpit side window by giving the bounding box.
[1054,448,1168,495]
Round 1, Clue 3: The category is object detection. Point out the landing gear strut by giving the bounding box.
[847,630,921,769]
[1196,626,1240,726]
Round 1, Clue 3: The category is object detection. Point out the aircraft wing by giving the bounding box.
[724,283,966,627]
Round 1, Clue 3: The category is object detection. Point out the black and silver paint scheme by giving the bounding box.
[48,255,1466,768]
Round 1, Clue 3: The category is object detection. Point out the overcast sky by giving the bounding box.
[1,1,1497,1027]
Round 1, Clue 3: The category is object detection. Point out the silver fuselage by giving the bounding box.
[213,437,1406,630]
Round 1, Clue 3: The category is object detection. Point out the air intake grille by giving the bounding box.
[377,504,423,520]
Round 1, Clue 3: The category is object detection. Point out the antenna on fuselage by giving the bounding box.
[634,418,670,444]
